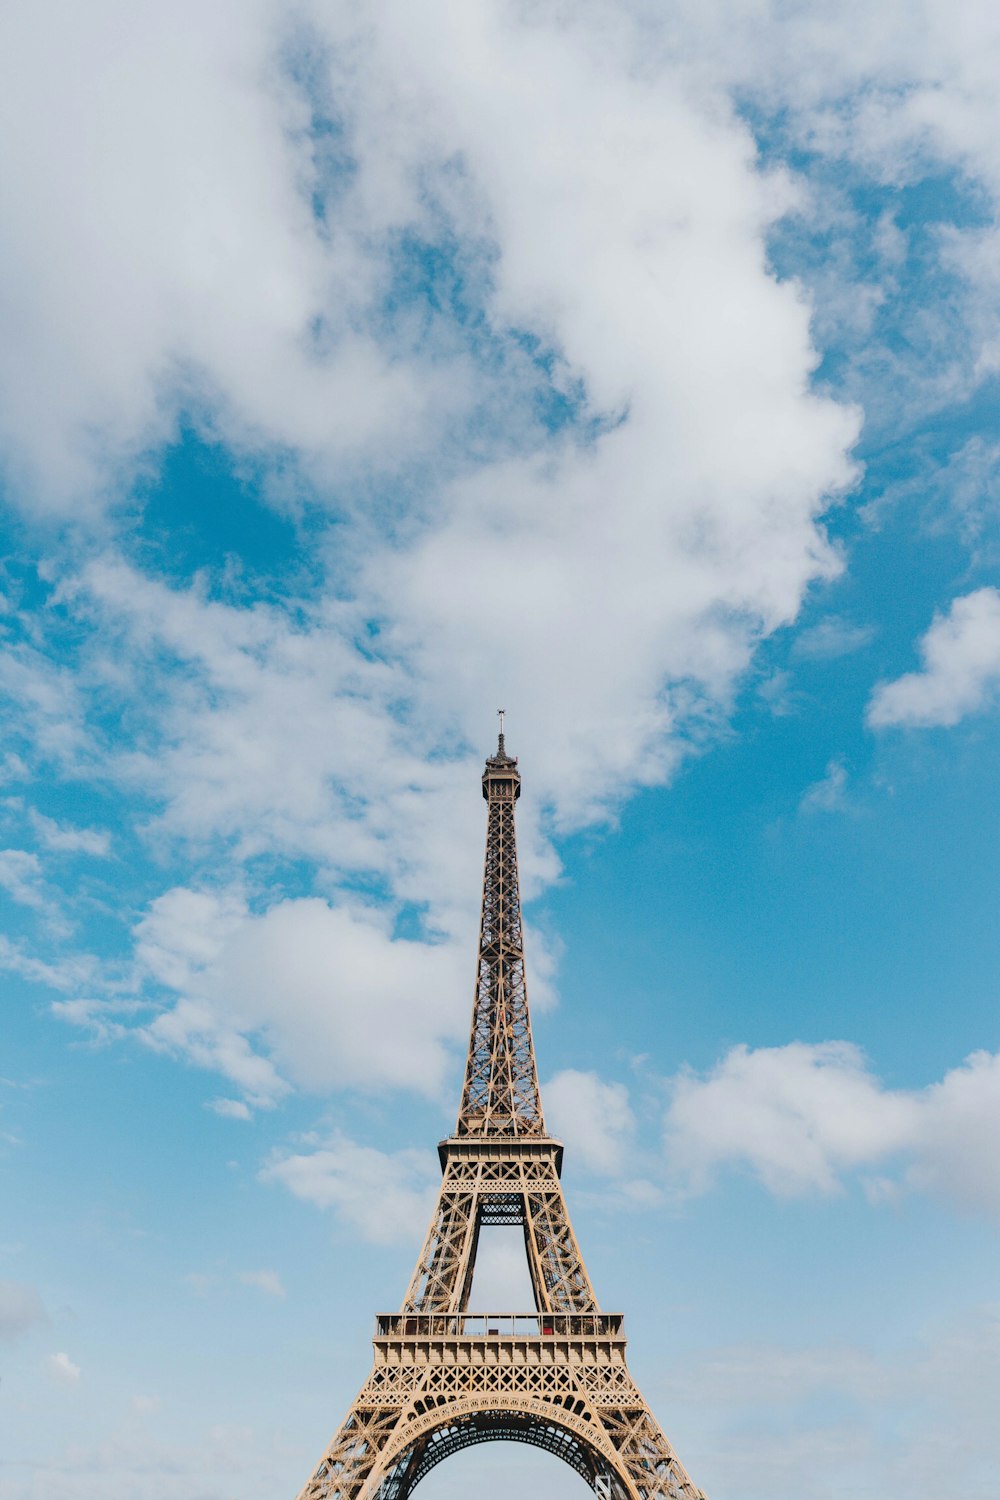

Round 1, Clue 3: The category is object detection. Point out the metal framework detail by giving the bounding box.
[293,734,709,1500]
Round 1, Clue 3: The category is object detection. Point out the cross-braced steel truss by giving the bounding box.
[457,738,542,1139]
[293,734,709,1500]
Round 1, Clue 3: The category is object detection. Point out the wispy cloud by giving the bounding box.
[261,1132,438,1246]
[0,936,100,993]
[28,810,111,857]
[798,759,849,814]
[0,849,48,910]
[677,1304,1000,1500]
[207,1098,252,1121]
[792,616,874,661]
[237,1269,286,1299]
[0,1280,48,1343]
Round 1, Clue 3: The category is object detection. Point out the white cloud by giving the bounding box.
[0,640,89,768]
[792,616,874,661]
[0,935,100,993]
[910,1049,1000,1215]
[51,997,150,1045]
[132,887,471,1105]
[0,6,884,1137]
[0,1279,48,1342]
[68,555,540,934]
[798,758,848,814]
[0,0,861,844]
[664,1040,1000,1216]
[47,1350,81,1384]
[180,1267,288,1300]
[140,997,289,1111]
[238,1269,286,1298]
[262,1132,437,1246]
[868,588,1000,728]
[544,1068,636,1175]
[207,1097,252,1121]
[28,810,111,857]
[0,1,446,509]
[1,3,999,880]
[10,2,1000,1155]
[0,848,47,910]
[0,848,71,936]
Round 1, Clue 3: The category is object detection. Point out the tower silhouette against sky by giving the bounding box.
[294,730,708,1499]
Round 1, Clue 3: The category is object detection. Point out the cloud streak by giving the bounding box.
[262,1132,437,1246]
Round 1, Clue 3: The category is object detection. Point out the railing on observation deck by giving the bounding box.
[375,1312,624,1338]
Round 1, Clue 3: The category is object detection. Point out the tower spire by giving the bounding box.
[456,726,543,1137]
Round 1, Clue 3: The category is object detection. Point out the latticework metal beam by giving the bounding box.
[456,737,543,1138]
[293,735,709,1500]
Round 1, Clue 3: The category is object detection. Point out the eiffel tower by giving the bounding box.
[295,727,708,1500]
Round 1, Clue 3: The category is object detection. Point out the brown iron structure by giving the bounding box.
[295,729,708,1500]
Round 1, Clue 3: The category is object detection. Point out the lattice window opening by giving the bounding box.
[461,1222,538,1312]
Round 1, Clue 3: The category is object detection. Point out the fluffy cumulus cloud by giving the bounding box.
[0,0,410,508]
[4,0,1000,522]
[56,554,530,926]
[664,1040,1000,1216]
[868,588,1000,728]
[46,1350,81,1385]
[544,1068,636,1175]
[0,1,870,1127]
[3,0,1000,1164]
[131,886,472,1106]
[0,0,860,826]
[262,1132,438,1245]
[337,3,860,819]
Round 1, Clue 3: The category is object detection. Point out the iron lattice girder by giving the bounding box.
[292,741,709,1500]
[457,748,543,1137]
[401,1138,598,1316]
[297,1322,707,1500]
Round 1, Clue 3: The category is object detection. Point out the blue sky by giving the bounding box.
[2,4,1000,1498]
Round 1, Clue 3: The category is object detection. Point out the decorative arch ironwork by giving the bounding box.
[378,1408,631,1499]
